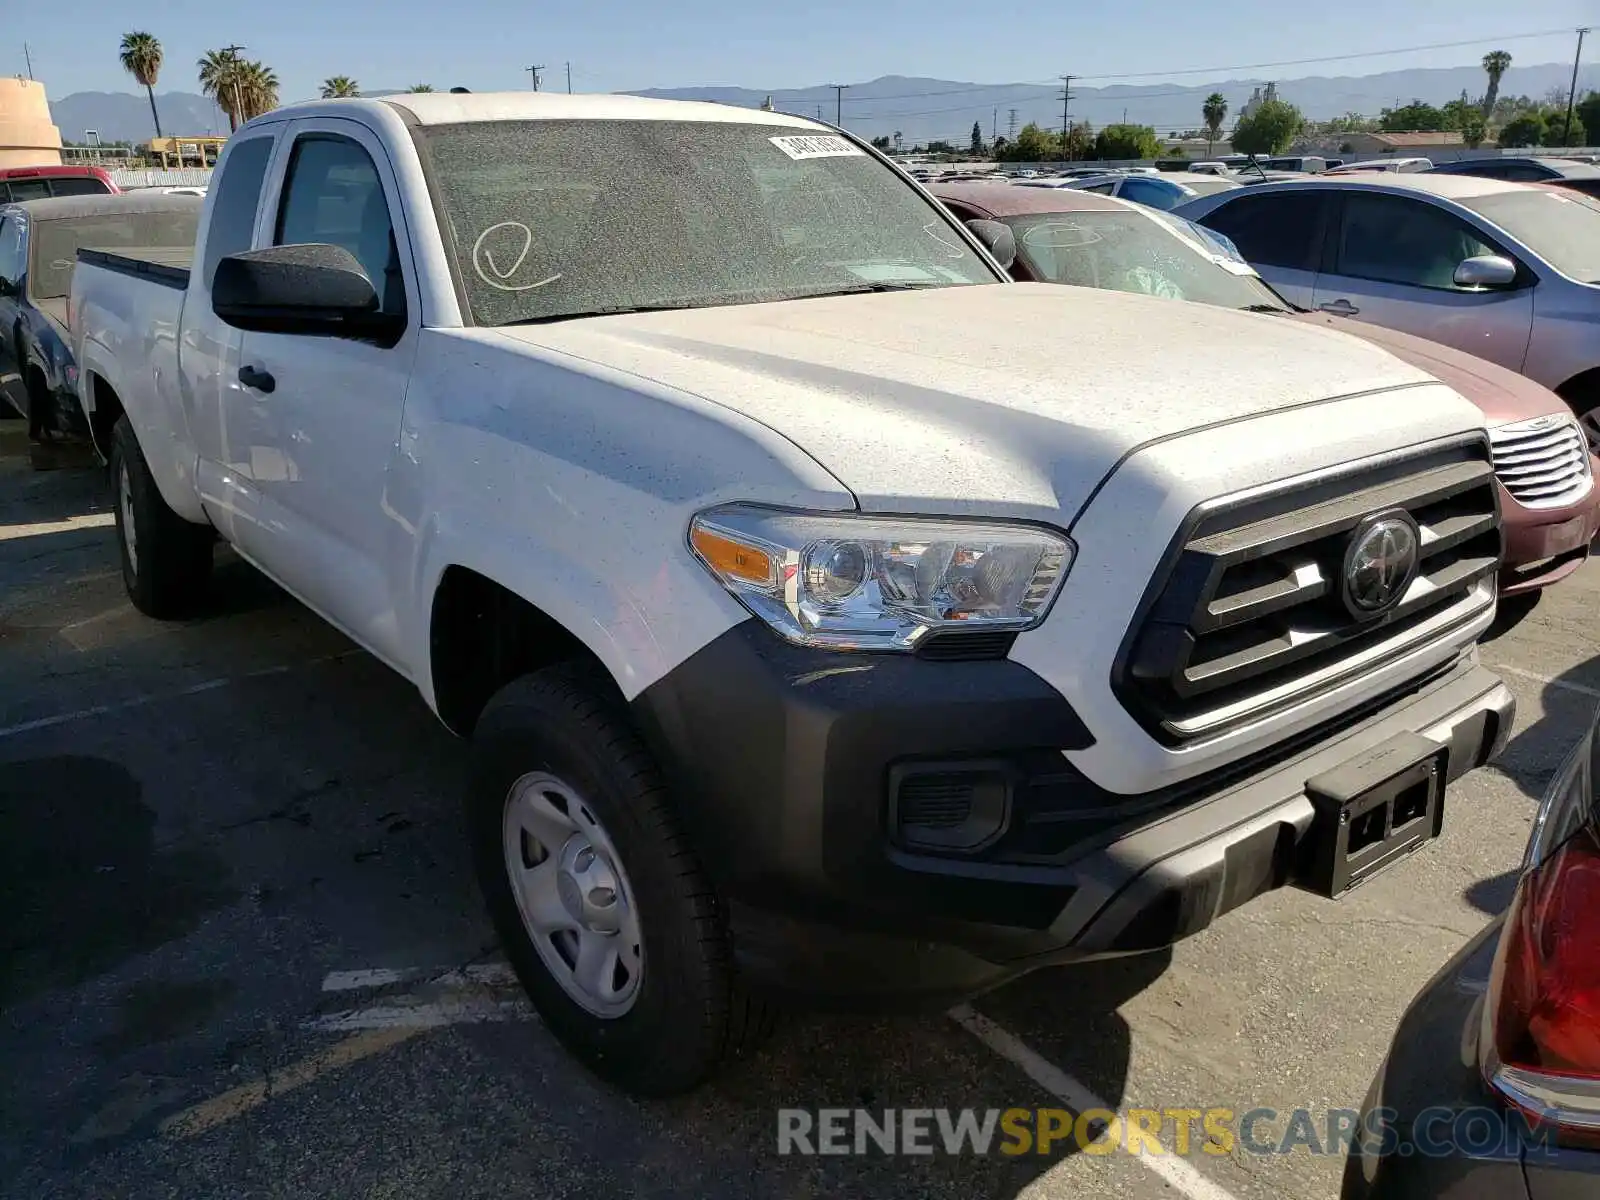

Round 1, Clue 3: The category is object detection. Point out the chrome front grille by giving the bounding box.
[1489,416,1592,509]
[1116,440,1500,744]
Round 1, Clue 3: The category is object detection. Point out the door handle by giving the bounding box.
[238,364,275,393]
[1318,299,1360,316]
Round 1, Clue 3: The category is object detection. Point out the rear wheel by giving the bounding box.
[466,661,773,1095]
[110,417,213,618]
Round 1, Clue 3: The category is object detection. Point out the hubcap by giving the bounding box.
[501,772,643,1018]
[119,462,138,576]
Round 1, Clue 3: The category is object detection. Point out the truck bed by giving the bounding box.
[77,247,193,289]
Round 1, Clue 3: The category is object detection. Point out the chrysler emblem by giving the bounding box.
[1342,512,1420,618]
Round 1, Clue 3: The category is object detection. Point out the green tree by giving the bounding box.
[1094,123,1160,160]
[1459,110,1487,149]
[1544,111,1585,147]
[119,32,165,138]
[1498,111,1545,148]
[970,120,984,155]
[320,76,360,98]
[996,121,1058,162]
[407,84,436,93]
[1577,92,1600,145]
[1231,99,1304,156]
[1380,100,1444,132]
[1202,92,1228,156]
[870,134,891,150]
[1064,120,1093,160]
[1439,93,1476,130]
[1481,50,1513,118]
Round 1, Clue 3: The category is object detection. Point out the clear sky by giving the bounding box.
[12,0,1595,105]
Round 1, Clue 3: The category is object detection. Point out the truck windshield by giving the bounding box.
[31,209,200,300]
[412,119,1000,326]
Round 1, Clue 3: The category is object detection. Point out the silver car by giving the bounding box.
[1176,175,1600,442]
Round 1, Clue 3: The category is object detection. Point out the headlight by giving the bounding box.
[689,505,1073,651]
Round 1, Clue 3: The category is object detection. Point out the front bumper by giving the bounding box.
[632,623,1513,1005]
[1497,480,1600,597]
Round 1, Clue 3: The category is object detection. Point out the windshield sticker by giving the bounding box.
[472,221,562,293]
[769,135,865,161]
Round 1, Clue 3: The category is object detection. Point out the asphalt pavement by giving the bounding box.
[2,418,1594,1200]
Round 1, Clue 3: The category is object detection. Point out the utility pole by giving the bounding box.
[566,61,572,94]
[1059,75,1075,161]
[526,64,545,91]
[222,44,247,128]
[1564,27,1589,146]
[1008,108,1018,139]
[830,83,848,126]
[992,107,998,145]
[816,105,823,121]
[23,43,33,80]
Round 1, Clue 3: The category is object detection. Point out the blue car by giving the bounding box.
[0,193,199,441]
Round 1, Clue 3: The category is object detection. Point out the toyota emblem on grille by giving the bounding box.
[1341,511,1420,618]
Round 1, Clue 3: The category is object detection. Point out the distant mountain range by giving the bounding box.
[48,60,1600,147]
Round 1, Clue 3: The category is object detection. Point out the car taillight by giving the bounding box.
[1482,706,1600,1147]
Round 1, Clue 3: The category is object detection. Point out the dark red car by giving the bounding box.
[933,182,1600,603]
[0,165,118,204]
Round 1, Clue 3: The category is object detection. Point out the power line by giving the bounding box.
[805,26,1578,103]
[829,83,849,124]
[1563,28,1589,144]
[1059,75,1074,161]
[526,64,545,91]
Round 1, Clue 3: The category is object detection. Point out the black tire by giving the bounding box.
[467,661,773,1095]
[109,416,213,618]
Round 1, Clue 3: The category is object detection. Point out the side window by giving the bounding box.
[49,177,113,197]
[1335,193,1496,290]
[1084,182,1117,194]
[8,179,49,202]
[203,136,274,288]
[1200,192,1327,270]
[274,134,404,315]
[0,217,22,285]
[1120,178,1178,209]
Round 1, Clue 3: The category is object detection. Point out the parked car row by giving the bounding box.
[932,180,1600,605]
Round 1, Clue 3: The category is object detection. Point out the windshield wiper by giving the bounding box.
[779,282,944,301]
[504,301,704,326]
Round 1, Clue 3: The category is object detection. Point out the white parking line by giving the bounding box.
[1490,662,1600,701]
[0,512,115,541]
[0,650,364,740]
[949,1004,1242,1200]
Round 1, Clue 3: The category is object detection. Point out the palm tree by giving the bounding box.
[1481,50,1512,119]
[237,61,280,121]
[320,75,360,99]
[198,48,245,131]
[1202,92,1228,156]
[119,32,165,138]
[407,84,436,93]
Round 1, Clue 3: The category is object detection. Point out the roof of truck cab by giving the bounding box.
[281,91,825,129]
[1,192,201,221]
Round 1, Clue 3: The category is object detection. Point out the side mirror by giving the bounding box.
[1453,254,1517,290]
[965,218,1016,271]
[212,243,403,342]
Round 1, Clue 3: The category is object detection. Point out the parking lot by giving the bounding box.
[1,417,1594,1200]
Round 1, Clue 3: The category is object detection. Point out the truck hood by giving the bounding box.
[496,283,1442,517]
[1290,311,1565,426]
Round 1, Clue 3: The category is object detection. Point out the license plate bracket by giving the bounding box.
[1300,733,1446,898]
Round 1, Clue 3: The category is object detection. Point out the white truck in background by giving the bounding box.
[72,92,1512,1095]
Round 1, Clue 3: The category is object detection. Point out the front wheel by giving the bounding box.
[467,662,772,1095]
[110,417,214,618]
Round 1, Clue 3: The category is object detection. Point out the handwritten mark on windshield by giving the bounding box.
[472,221,561,293]
[921,223,965,259]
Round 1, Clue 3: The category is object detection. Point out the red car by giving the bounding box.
[933,182,1600,603]
[0,165,118,204]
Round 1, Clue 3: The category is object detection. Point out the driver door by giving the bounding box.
[1311,191,1534,371]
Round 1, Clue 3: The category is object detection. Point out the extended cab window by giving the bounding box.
[1200,191,1327,270]
[204,136,274,287]
[49,177,113,197]
[275,135,404,315]
[1335,193,1494,290]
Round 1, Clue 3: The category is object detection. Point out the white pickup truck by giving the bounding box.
[73,93,1513,1095]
